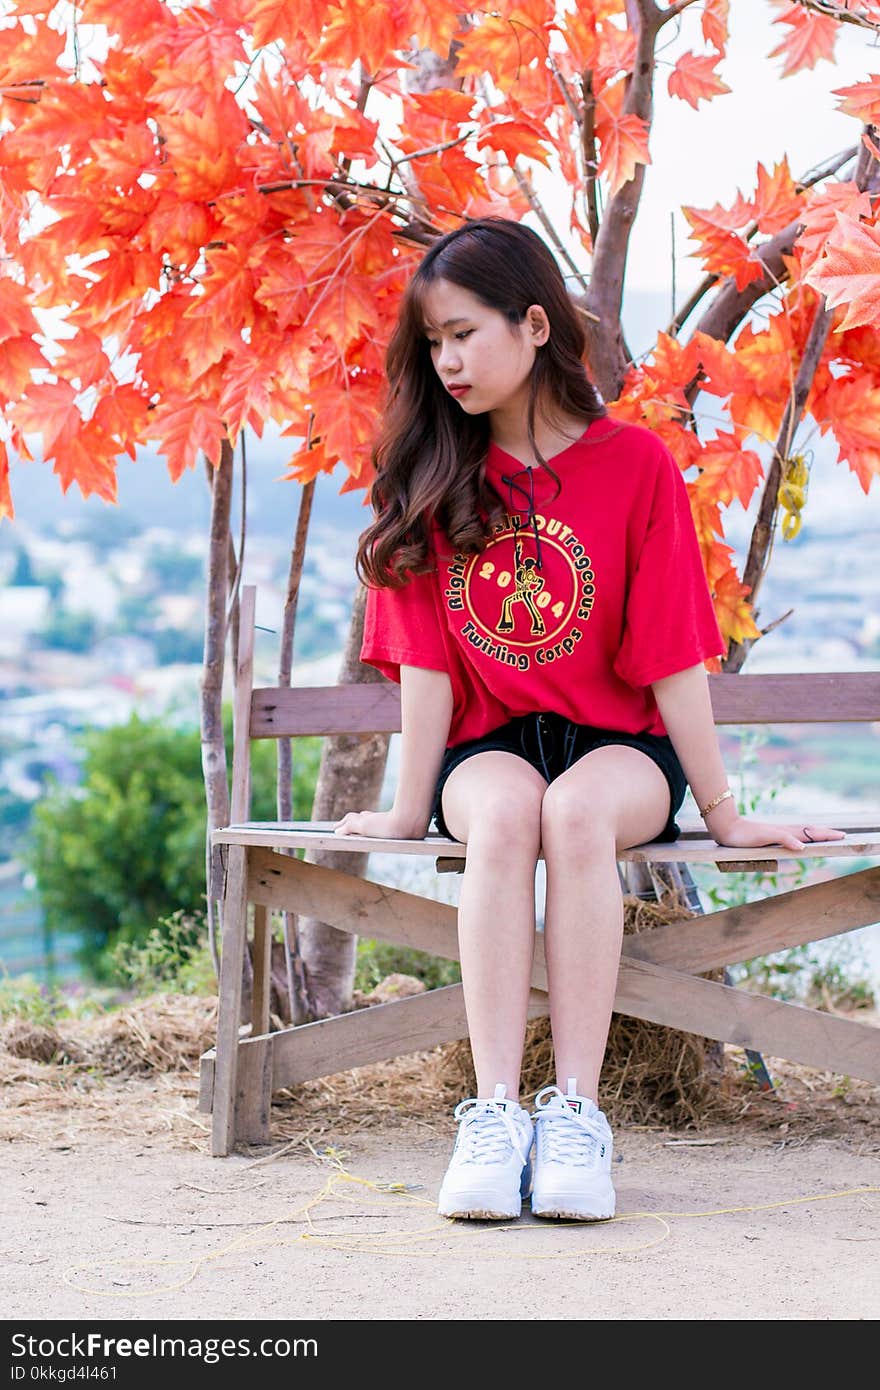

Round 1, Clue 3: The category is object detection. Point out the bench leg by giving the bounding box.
[211,845,249,1157]
[236,904,273,1145]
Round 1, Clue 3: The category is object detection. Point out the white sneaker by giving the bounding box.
[530,1078,616,1220]
[438,1083,534,1220]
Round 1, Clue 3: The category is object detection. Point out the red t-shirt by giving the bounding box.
[360,417,726,744]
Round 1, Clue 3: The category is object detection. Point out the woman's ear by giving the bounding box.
[526,304,551,347]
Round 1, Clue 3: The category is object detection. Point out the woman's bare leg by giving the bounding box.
[441,753,546,1099]
[539,745,672,1100]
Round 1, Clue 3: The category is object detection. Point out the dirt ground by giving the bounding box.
[2,996,880,1324]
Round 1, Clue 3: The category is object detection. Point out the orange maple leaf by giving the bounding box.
[688,332,750,400]
[713,565,760,645]
[0,277,40,343]
[248,0,323,49]
[813,375,880,494]
[752,157,801,235]
[309,2,413,79]
[91,384,151,460]
[696,431,764,509]
[13,379,82,461]
[768,3,838,77]
[833,74,880,126]
[804,213,880,331]
[596,108,651,196]
[158,100,246,200]
[453,8,550,85]
[0,334,47,400]
[218,352,274,444]
[729,314,794,443]
[682,205,763,291]
[667,52,731,109]
[54,330,111,390]
[701,0,730,52]
[282,436,340,486]
[0,22,66,96]
[477,119,552,169]
[50,416,119,503]
[795,181,873,276]
[150,398,226,480]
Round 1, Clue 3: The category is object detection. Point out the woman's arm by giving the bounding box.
[334,664,453,839]
[651,664,845,851]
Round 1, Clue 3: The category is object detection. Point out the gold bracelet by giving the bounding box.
[699,787,734,818]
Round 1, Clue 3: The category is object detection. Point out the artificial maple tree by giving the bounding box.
[2,0,879,1013]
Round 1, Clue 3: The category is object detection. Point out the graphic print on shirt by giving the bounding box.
[443,511,596,672]
[498,530,545,636]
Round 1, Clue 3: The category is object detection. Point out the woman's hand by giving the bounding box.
[334,808,428,840]
[711,816,848,853]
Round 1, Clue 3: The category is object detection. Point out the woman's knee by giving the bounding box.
[540,777,618,856]
[443,758,544,854]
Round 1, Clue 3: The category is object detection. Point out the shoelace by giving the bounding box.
[452,1097,531,1166]
[534,1086,608,1168]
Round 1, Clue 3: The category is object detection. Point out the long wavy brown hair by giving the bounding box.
[356,217,606,588]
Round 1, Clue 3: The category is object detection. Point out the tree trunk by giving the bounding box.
[274,476,316,1025]
[297,584,391,1018]
[201,438,234,834]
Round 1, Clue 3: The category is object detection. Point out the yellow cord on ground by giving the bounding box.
[62,1148,880,1297]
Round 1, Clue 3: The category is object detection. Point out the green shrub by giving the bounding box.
[355,938,461,993]
[30,712,320,979]
[107,910,216,995]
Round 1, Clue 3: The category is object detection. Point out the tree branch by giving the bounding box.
[581,69,601,247]
[583,0,661,399]
[791,0,880,32]
[656,0,703,25]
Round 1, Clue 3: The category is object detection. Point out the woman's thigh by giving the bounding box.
[541,743,672,853]
[441,750,547,847]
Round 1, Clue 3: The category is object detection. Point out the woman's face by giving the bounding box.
[420,279,548,420]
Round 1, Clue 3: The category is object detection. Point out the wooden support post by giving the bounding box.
[211,845,249,1157]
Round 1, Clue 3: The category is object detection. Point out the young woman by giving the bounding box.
[334,217,844,1223]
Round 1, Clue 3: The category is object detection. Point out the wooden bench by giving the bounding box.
[199,585,880,1156]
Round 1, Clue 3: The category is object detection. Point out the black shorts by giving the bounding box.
[432,710,687,843]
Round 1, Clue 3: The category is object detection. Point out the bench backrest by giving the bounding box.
[249,672,880,737]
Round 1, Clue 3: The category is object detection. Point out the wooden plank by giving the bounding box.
[250,904,272,1034]
[247,847,557,988]
[626,866,880,973]
[230,587,257,824]
[250,682,403,738]
[247,849,880,987]
[211,845,249,1158]
[261,985,550,1091]
[235,1033,273,1146]
[615,956,880,1083]
[216,820,880,864]
[623,836,880,865]
[248,672,880,736]
[240,954,880,1092]
[198,1048,215,1114]
[247,847,472,967]
[706,671,880,725]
